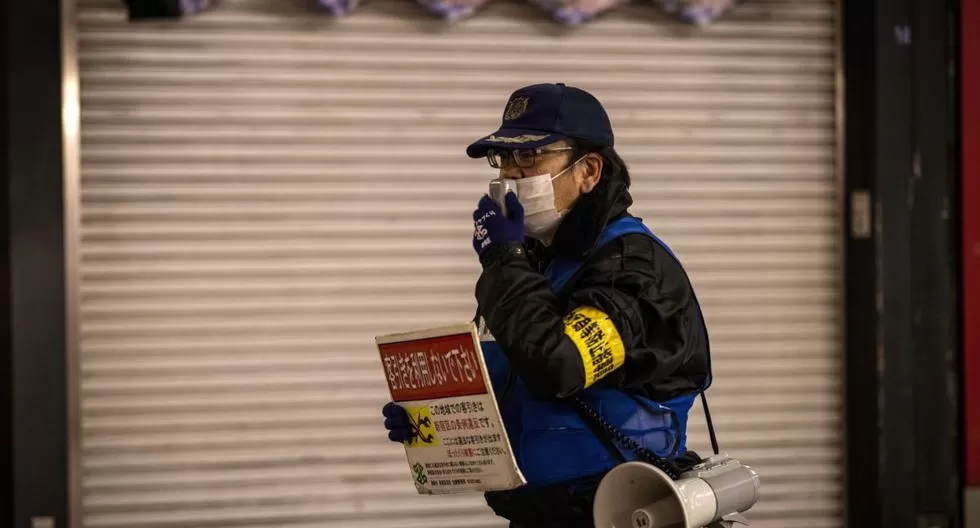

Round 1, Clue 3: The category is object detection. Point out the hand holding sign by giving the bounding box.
[382,402,415,443]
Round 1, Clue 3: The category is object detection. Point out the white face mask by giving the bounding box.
[514,172,564,239]
[508,156,584,240]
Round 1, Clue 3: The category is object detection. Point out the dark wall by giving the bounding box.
[961,0,980,493]
[0,0,10,519]
[1,0,69,526]
[843,0,962,527]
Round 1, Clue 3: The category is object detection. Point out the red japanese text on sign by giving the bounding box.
[378,332,485,401]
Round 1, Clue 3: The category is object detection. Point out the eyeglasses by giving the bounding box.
[486,146,575,169]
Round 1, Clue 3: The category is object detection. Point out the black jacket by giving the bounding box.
[475,177,711,405]
[474,176,712,527]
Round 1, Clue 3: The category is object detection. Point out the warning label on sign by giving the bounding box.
[401,404,439,447]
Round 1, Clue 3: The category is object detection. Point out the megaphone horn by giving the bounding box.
[593,453,761,528]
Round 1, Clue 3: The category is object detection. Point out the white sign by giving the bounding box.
[375,322,526,494]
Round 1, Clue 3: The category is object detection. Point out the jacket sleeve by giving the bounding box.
[475,234,695,400]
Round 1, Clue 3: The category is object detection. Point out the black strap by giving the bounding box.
[701,391,720,456]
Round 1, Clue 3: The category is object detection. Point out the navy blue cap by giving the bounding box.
[465,83,614,158]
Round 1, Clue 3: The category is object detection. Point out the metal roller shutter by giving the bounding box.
[70,0,842,526]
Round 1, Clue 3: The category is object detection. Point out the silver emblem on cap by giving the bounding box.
[503,97,529,121]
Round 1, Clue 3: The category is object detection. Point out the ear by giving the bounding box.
[578,153,604,193]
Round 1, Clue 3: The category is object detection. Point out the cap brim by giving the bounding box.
[465,128,565,158]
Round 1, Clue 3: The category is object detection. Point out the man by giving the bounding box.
[383,83,713,527]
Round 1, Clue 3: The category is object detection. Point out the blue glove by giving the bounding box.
[382,401,415,443]
[472,192,524,256]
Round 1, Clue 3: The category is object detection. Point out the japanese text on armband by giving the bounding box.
[563,306,626,388]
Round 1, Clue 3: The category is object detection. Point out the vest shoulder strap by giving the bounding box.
[547,215,655,292]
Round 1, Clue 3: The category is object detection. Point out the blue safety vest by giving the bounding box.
[480,215,707,488]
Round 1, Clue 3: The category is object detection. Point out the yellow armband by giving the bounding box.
[562,306,626,388]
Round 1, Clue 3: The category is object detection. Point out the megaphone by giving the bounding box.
[593,453,760,528]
